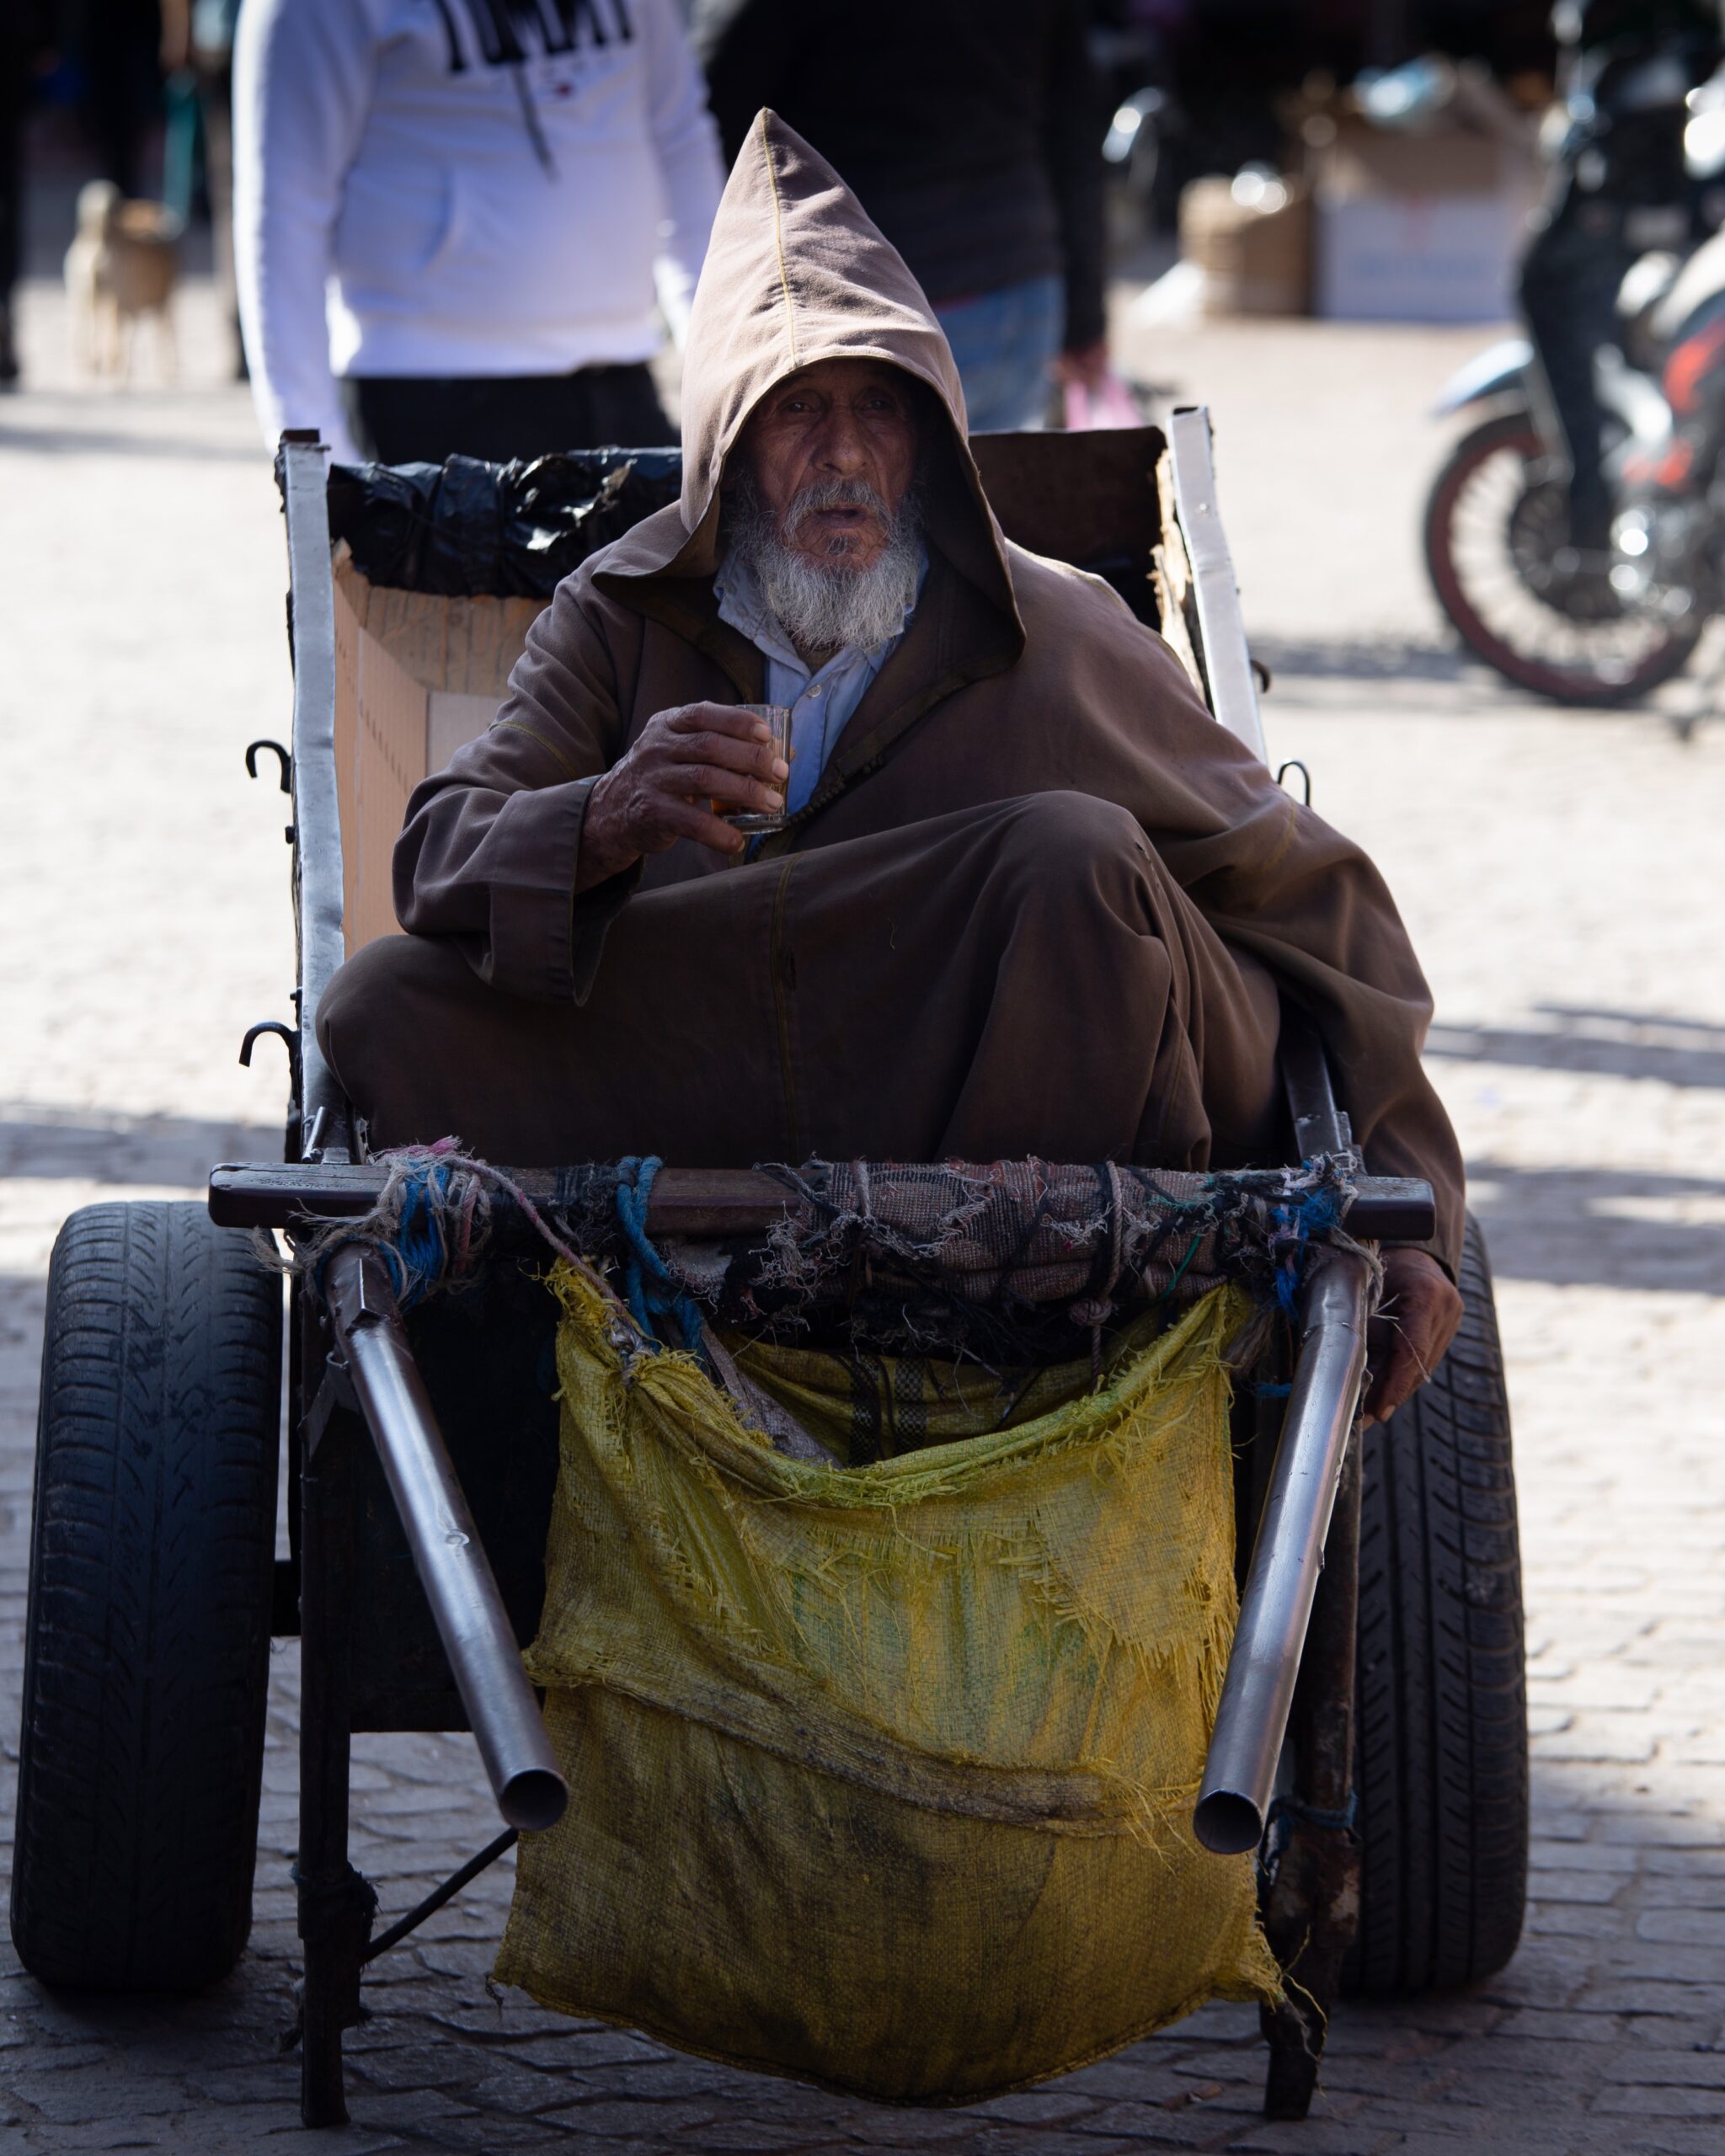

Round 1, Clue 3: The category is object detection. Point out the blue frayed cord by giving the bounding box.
[384,1162,451,1308]
[320,1157,453,1310]
[615,1156,706,1353]
[1269,1182,1343,1316]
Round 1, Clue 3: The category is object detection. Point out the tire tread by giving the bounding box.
[1349,1213,1530,1994]
[9,1202,282,1992]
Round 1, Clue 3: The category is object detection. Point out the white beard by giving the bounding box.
[724,476,922,664]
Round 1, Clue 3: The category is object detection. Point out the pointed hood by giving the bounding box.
[594,111,1017,632]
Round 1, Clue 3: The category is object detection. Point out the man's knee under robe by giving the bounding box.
[318,792,1286,1171]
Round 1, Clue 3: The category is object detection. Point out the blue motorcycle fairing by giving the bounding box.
[1432,339,1535,417]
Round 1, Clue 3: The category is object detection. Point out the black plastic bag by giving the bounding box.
[323,448,684,598]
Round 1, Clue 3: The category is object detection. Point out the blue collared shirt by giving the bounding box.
[713,547,927,814]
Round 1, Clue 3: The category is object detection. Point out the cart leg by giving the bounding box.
[296,1321,374,2129]
[1259,1434,1364,2121]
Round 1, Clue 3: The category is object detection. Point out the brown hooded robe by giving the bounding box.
[318,112,1464,1276]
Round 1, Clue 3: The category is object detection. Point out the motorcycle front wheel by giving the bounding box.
[1423,408,1703,706]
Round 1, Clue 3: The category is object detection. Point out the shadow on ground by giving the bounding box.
[0,1107,282,1187]
[1431,1006,1725,1091]
[1250,632,1476,685]
[0,418,263,464]
[1466,1161,1725,1294]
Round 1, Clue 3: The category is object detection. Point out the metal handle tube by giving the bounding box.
[278,433,353,1164]
[1167,406,1270,765]
[324,1246,568,1833]
[1193,1252,1371,1854]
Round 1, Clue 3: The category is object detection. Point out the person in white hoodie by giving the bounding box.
[233,0,725,467]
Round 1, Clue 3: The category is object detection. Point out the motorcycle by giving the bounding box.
[1423,26,1725,707]
[1422,285,1711,706]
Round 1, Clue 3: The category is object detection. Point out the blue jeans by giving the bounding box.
[935,274,1063,434]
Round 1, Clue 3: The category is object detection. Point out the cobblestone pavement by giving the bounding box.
[2,275,1723,2155]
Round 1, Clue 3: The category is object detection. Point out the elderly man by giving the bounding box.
[320,112,1464,1423]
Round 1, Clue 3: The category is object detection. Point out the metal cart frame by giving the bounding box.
[192,417,1434,2126]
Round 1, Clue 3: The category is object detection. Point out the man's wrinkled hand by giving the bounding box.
[578,702,789,892]
[1363,1247,1463,1428]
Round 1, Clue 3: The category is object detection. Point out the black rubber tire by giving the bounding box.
[1348,1213,1530,1995]
[1423,408,1701,707]
[10,1202,282,1992]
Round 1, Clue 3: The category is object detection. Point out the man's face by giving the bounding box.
[736,359,919,573]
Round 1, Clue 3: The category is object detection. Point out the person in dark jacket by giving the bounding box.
[1523,0,1723,564]
[691,0,1107,431]
[0,2,57,387]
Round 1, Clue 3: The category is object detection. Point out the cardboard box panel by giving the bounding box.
[330,558,548,955]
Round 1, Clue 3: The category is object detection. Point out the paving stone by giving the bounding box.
[1637,1908,1725,1945]
[1607,1945,1725,1986]
[459,2056,592,2116]
[1603,2049,1725,2087]
[692,2122,855,2153]
[479,2030,667,2070]
[1621,2129,1725,2156]
[956,2133,1151,2156]
[371,2115,570,2153]
[1591,2085,1725,2119]
[1210,2117,1397,2155]
[1398,2064,1594,2116]
[1067,2095,1247,2144]
[964,2087,1103,2124]
[1598,1815,1725,1849]
[573,2055,757,2099]
[1617,2015,1725,2052]
[1576,1982,1725,2019]
[1525,1868,1627,1906]
[345,2043,488,2095]
[1527,1815,1589,1849]
[1493,2006,1622,2045]
[1641,1866,1725,1907]
[1526,1904,1633,1940]
[1382,2131,1618,2156]
[1069,2110,1239,2153]
[1529,1839,1641,1875]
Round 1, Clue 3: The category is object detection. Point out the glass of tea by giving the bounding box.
[723,702,793,835]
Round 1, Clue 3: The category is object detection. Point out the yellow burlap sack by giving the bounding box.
[494,1267,1279,2103]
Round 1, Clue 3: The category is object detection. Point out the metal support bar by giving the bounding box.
[323,1245,567,1835]
[278,432,353,1166]
[1259,1437,1365,2119]
[296,1289,366,2127]
[1279,1006,1354,1162]
[363,1828,519,1966]
[1167,407,1269,764]
[1193,1251,1372,1854]
[210,1160,1438,1246]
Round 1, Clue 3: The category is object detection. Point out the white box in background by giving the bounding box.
[1316,190,1527,323]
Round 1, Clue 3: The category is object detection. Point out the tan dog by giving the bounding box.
[64,181,181,378]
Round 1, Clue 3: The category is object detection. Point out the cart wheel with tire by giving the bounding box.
[1349,1213,1528,1995]
[12,1202,281,1991]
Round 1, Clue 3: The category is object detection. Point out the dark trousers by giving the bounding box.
[1520,193,1637,552]
[339,363,672,466]
[0,40,26,314]
[197,61,241,376]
